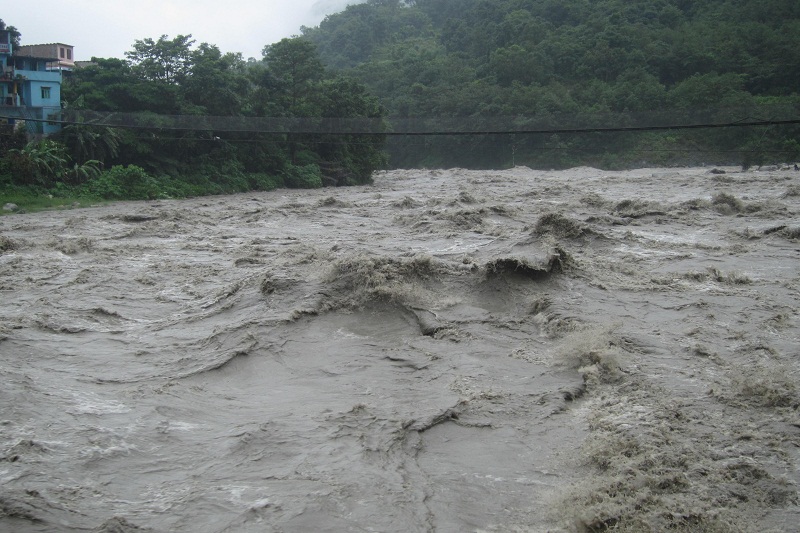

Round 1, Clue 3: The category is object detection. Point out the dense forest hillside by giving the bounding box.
[302,0,800,168]
[2,2,800,208]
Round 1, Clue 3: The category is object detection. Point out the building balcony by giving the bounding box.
[13,69,61,83]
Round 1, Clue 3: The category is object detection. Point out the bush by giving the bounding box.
[51,181,78,198]
[0,159,11,187]
[7,139,68,188]
[248,173,284,191]
[86,165,162,200]
[216,171,250,193]
[284,164,323,189]
[84,172,123,199]
[294,149,321,167]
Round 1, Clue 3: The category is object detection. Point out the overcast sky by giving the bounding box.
[3,0,364,61]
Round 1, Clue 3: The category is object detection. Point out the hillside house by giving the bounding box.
[0,30,64,135]
[17,42,75,71]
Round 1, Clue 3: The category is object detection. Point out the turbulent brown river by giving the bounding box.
[1,166,799,532]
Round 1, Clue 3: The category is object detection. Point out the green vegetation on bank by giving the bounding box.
[1,24,388,208]
[3,0,800,208]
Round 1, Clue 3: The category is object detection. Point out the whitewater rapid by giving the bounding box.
[1,166,798,531]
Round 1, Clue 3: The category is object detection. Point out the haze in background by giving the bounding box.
[2,0,365,61]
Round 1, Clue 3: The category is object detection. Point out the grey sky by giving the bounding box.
[3,0,363,61]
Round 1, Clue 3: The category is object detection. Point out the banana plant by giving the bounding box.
[8,140,68,187]
[65,159,102,184]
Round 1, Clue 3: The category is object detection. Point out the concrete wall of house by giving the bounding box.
[1,30,12,104]
[16,44,57,59]
[22,74,61,134]
[16,68,60,103]
[0,30,11,55]
[25,77,59,107]
[17,43,74,70]
[14,56,50,71]
[0,35,65,134]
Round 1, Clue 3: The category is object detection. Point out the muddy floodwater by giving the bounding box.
[1,166,799,532]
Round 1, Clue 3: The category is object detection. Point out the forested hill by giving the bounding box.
[302,0,800,168]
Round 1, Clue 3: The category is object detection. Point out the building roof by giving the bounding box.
[16,44,73,61]
[19,42,73,47]
[13,54,60,62]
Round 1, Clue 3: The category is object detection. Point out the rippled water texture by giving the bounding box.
[1,166,799,532]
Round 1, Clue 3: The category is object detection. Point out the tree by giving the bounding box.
[54,123,121,166]
[262,38,324,113]
[0,19,21,48]
[126,34,196,84]
[258,38,326,164]
[490,45,552,86]
[8,140,68,187]
[311,76,388,184]
[182,44,250,116]
[667,72,750,109]
[62,57,182,114]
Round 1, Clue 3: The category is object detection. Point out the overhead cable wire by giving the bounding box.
[2,107,799,136]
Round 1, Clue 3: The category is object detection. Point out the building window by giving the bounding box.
[60,47,65,58]
[67,49,72,60]
[41,87,51,99]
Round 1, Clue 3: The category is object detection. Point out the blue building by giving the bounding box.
[0,30,64,136]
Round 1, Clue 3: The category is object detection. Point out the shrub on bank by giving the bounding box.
[248,173,284,191]
[86,165,159,200]
[284,163,323,189]
[2,151,318,211]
